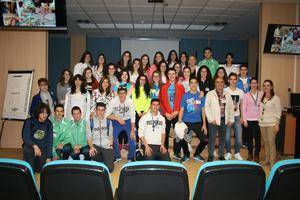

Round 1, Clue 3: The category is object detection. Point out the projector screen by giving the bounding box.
[121,39,179,62]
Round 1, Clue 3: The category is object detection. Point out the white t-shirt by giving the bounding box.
[64,92,91,121]
[138,112,166,145]
[224,64,240,76]
[130,72,139,84]
[225,87,244,116]
[74,63,89,75]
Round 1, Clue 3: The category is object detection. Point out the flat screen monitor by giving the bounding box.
[0,0,67,30]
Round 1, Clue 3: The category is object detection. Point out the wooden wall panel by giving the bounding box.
[70,35,86,71]
[0,31,48,148]
[259,3,299,107]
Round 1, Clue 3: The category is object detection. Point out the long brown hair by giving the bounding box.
[83,67,96,83]
[261,79,275,102]
[59,69,73,86]
[150,71,162,88]
[99,76,111,95]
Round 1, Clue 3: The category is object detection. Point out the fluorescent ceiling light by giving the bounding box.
[152,24,170,29]
[116,23,133,29]
[170,24,188,30]
[97,24,115,28]
[188,25,207,30]
[78,23,97,29]
[134,24,152,29]
[205,25,224,31]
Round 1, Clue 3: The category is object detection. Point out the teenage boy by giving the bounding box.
[159,68,185,160]
[138,99,171,161]
[63,106,90,160]
[178,77,207,163]
[198,47,220,77]
[50,104,70,160]
[88,102,114,172]
[106,86,136,162]
[23,103,53,172]
[205,77,235,162]
[224,73,244,160]
[30,78,56,117]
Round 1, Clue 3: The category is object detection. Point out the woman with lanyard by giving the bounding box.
[242,78,263,162]
[259,80,281,167]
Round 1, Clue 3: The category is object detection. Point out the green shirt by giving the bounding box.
[50,117,71,157]
[198,58,220,77]
[68,119,88,148]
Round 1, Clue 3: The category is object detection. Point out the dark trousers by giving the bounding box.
[90,144,115,173]
[143,145,171,161]
[242,126,247,145]
[23,145,47,173]
[247,121,261,156]
[165,116,181,154]
[60,143,90,160]
[186,122,207,156]
[135,111,143,143]
[208,117,227,158]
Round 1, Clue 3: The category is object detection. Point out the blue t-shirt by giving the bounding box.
[180,91,205,123]
[168,84,175,110]
[113,82,131,93]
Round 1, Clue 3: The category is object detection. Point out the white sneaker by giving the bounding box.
[68,156,73,160]
[234,153,243,160]
[79,154,84,160]
[224,152,232,160]
[188,143,193,152]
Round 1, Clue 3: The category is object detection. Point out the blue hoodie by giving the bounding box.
[30,91,56,117]
[22,118,53,159]
[237,76,251,93]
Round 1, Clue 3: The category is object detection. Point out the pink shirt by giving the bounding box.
[242,91,263,122]
[149,64,157,78]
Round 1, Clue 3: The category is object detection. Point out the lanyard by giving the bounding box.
[250,91,258,106]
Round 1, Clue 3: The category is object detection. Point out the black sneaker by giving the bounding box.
[172,153,181,160]
[207,156,214,162]
[218,156,225,160]
[180,156,190,163]
[194,155,205,162]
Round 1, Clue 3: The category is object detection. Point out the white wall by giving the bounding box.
[121,38,179,61]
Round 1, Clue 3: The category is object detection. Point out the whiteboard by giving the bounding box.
[121,38,179,62]
[2,70,34,120]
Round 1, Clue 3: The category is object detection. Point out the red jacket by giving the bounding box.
[159,81,185,115]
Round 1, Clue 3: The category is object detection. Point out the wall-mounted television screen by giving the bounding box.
[264,24,300,55]
[0,0,66,30]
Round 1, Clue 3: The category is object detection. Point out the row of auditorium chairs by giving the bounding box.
[0,158,299,200]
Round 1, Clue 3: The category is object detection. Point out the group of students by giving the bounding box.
[22,47,282,173]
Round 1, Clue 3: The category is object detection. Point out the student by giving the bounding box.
[224,73,244,160]
[259,80,281,167]
[93,53,106,82]
[197,65,214,96]
[178,77,207,163]
[242,78,263,162]
[50,104,70,160]
[180,66,191,92]
[73,50,93,75]
[106,86,136,162]
[117,51,132,73]
[23,103,53,172]
[88,102,114,172]
[30,78,56,117]
[180,52,188,69]
[64,74,91,122]
[132,75,151,143]
[106,63,119,89]
[150,71,161,99]
[138,99,171,161]
[141,54,151,79]
[174,63,182,81]
[167,50,179,68]
[213,67,228,87]
[237,64,251,94]
[205,77,234,162]
[83,67,99,95]
[224,53,240,76]
[188,55,199,78]
[159,68,185,159]
[91,76,114,115]
[157,60,168,84]
[129,58,143,84]
[149,51,165,77]
[57,69,73,105]
[198,47,219,77]
[63,106,90,160]
[113,70,134,97]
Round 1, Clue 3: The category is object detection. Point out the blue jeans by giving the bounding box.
[112,119,136,159]
[208,117,226,158]
[225,116,242,154]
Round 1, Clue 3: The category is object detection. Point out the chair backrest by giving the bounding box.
[40,160,113,200]
[0,158,40,200]
[192,161,265,200]
[116,161,189,200]
[265,159,300,200]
